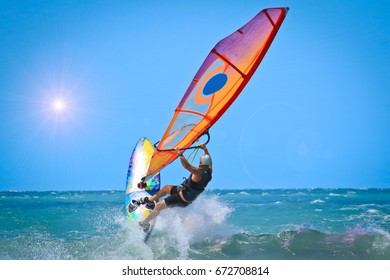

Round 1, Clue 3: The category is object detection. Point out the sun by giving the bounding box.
[52,99,66,113]
[41,87,79,124]
[47,96,72,122]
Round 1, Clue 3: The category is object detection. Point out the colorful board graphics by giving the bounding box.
[125,138,160,238]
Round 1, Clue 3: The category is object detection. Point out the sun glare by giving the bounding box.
[53,99,66,112]
[42,86,82,125]
[46,95,73,122]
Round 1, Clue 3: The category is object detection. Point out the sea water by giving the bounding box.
[0,188,389,260]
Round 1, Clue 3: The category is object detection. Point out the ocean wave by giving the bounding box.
[339,207,359,211]
[239,192,250,195]
[310,199,325,204]
[4,217,389,260]
[329,193,343,197]
[188,228,390,260]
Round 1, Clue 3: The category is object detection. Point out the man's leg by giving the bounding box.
[138,185,173,225]
[148,185,173,202]
[140,200,167,225]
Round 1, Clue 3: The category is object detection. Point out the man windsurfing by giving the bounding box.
[133,143,212,232]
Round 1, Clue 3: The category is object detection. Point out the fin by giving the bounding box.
[139,221,151,234]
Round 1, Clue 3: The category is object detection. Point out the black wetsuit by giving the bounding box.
[164,169,212,207]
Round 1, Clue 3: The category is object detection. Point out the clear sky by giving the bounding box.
[0,0,389,191]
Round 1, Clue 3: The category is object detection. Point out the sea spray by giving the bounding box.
[147,194,233,259]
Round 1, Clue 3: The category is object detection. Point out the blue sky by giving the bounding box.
[0,0,389,190]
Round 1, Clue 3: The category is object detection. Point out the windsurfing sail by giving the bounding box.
[145,7,289,179]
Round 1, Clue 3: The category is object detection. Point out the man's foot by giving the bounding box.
[132,197,155,210]
[139,221,151,233]
[140,197,155,210]
[132,197,148,205]
[144,199,155,211]
[131,199,141,206]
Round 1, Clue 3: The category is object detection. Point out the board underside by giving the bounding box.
[125,138,160,238]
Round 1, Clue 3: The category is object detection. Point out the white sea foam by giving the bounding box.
[90,209,154,260]
[329,193,343,197]
[330,191,356,198]
[148,195,233,259]
[367,209,380,215]
[310,199,325,204]
[343,225,368,243]
[339,207,359,211]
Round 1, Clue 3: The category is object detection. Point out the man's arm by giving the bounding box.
[199,143,210,156]
[199,143,212,170]
[176,148,200,174]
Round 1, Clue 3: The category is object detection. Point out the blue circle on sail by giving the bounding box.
[203,73,228,96]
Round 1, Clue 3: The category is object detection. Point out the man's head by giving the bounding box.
[199,154,212,167]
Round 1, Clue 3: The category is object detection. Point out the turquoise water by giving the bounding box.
[1,188,389,259]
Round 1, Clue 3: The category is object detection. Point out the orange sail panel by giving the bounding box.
[146,7,288,178]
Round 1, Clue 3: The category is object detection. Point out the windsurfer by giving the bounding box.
[135,143,212,233]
